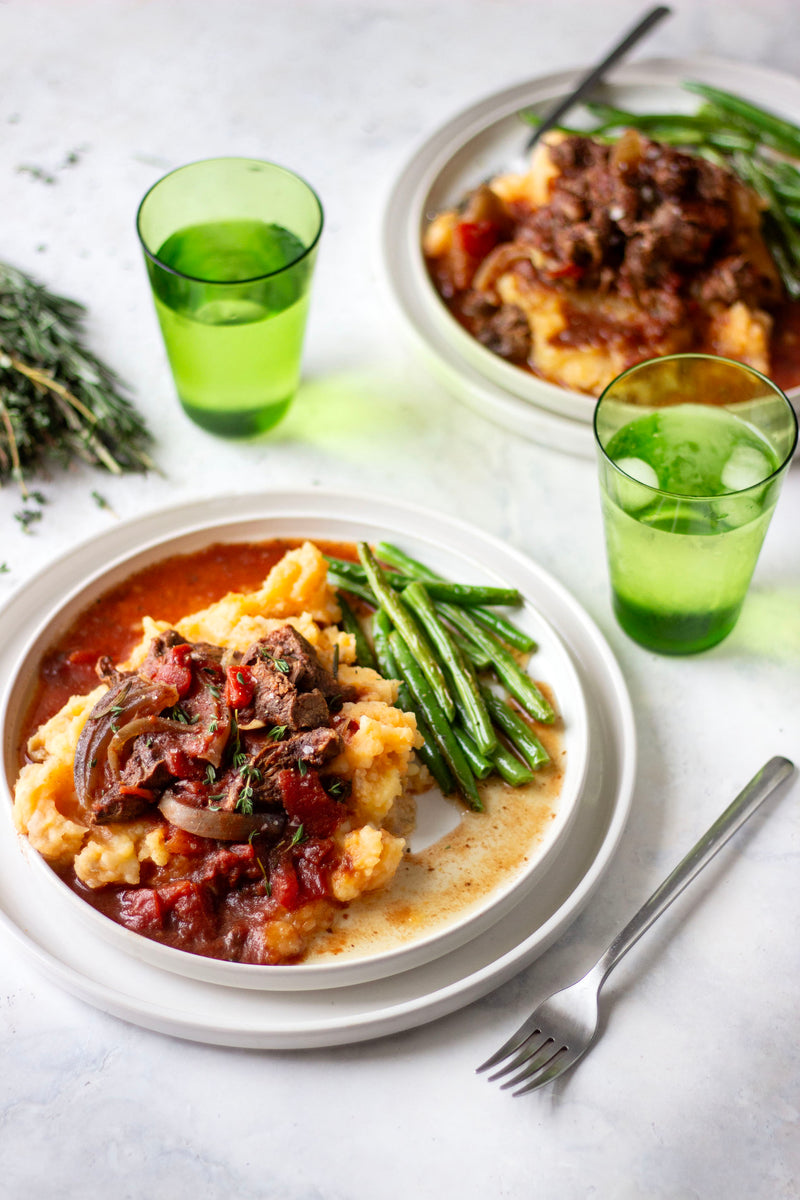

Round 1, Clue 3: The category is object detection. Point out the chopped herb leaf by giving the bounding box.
[236,792,254,816]
[14,508,42,533]
[268,724,288,741]
[289,824,306,847]
[298,759,308,777]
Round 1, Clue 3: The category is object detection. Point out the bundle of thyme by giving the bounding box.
[0,260,153,500]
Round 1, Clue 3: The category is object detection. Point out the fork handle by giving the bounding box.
[595,756,794,984]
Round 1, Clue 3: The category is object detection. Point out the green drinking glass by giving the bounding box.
[594,354,798,655]
[137,157,323,437]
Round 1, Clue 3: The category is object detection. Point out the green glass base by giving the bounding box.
[180,395,292,438]
[612,592,743,655]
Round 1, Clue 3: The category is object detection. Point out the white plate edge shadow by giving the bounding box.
[0,489,637,1046]
[380,55,800,456]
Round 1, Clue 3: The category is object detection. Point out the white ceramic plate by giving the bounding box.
[381,56,800,457]
[0,491,635,1045]
[1,493,589,991]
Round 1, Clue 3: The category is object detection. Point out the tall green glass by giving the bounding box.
[594,355,797,655]
[137,158,323,437]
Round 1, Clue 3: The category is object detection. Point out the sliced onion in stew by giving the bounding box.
[158,795,285,842]
[106,715,203,774]
[74,676,180,812]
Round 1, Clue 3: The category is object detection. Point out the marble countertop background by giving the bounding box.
[1,2,798,1197]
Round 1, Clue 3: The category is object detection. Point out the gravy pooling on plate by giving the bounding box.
[12,539,565,967]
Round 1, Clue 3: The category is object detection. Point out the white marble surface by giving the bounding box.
[1,2,799,1197]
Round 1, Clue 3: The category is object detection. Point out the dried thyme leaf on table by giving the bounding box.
[0,260,154,501]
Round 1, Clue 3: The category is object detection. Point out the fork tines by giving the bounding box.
[479,1029,570,1096]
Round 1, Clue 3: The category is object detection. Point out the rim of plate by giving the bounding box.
[381,55,800,448]
[1,489,590,992]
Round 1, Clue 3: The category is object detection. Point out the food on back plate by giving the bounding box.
[424,119,800,397]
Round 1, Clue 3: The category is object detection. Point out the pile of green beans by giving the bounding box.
[329,542,555,811]
[521,80,800,299]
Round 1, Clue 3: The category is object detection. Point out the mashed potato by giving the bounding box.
[13,541,423,963]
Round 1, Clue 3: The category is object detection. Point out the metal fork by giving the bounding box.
[478,755,794,1096]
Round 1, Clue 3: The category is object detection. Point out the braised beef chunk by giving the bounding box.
[120,734,174,792]
[461,294,531,361]
[244,656,330,731]
[269,725,342,768]
[248,626,354,704]
[92,785,153,824]
[95,656,132,685]
[138,629,189,676]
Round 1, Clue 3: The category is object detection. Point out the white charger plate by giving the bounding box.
[381,56,800,458]
[0,491,635,1046]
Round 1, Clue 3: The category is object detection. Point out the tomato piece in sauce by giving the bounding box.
[294,838,335,900]
[270,852,300,910]
[278,769,345,838]
[456,219,500,261]
[150,642,194,697]
[224,664,255,709]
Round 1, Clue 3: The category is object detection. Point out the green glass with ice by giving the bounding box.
[137,159,322,437]
[594,355,797,654]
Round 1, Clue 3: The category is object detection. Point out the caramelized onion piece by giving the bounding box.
[106,715,201,774]
[158,795,285,843]
[74,676,180,811]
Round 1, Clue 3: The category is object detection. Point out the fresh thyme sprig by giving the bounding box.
[0,260,154,500]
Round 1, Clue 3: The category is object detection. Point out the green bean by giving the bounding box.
[450,627,493,670]
[377,542,447,581]
[440,602,555,725]
[585,101,719,130]
[389,631,482,811]
[683,81,800,158]
[376,542,536,653]
[358,543,455,720]
[372,610,455,796]
[336,592,377,671]
[490,741,534,787]
[481,687,550,770]
[470,607,536,653]
[326,555,370,582]
[326,554,521,607]
[402,581,497,756]
[453,726,494,780]
[328,569,375,605]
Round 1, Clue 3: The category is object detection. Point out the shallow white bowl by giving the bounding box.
[382,55,800,457]
[1,492,590,991]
